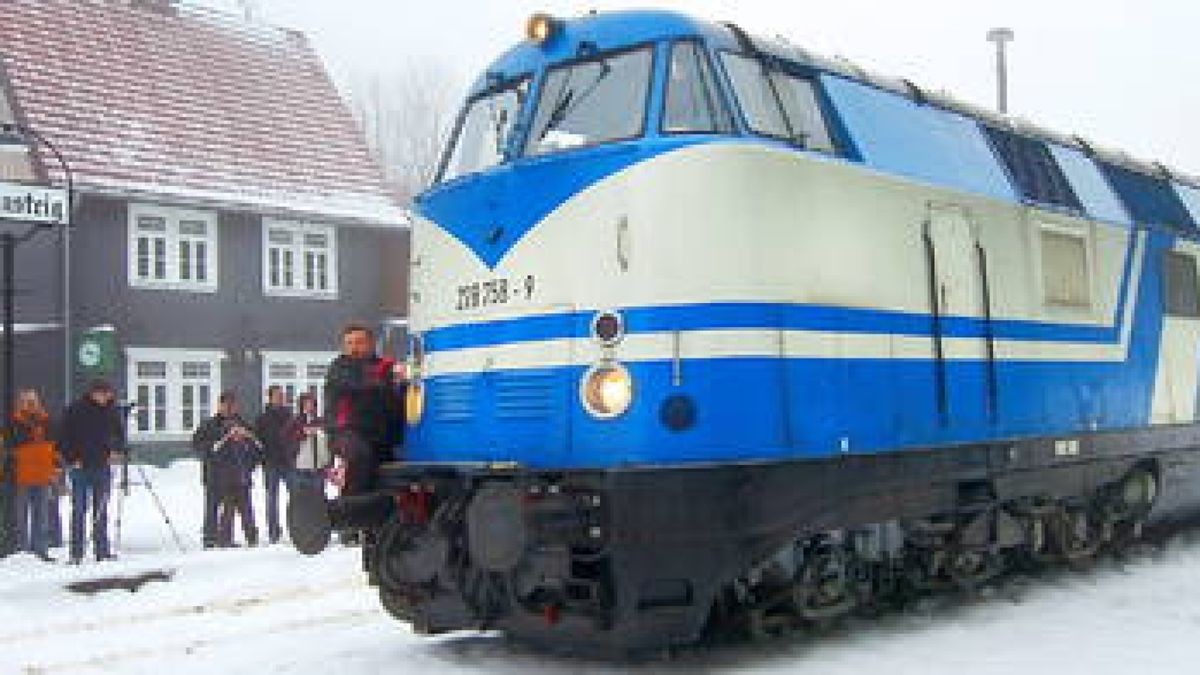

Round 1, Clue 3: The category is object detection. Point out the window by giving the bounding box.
[720,52,836,153]
[663,42,734,134]
[128,204,218,291]
[526,46,653,156]
[1101,162,1196,230]
[127,348,223,440]
[720,53,788,137]
[984,128,1080,211]
[439,79,529,183]
[261,351,337,412]
[1041,227,1091,307]
[771,73,836,153]
[180,361,213,431]
[263,221,338,297]
[1165,251,1200,318]
[178,219,211,283]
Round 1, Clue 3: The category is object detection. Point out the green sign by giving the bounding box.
[77,327,116,376]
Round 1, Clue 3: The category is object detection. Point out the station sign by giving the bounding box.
[0,181,68,226]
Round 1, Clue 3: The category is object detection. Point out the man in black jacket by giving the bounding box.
[193,392,262,548]
[324,323,405,496]
[255,385,294,544]
[60,380,124,564]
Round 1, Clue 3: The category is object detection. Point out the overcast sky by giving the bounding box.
[200,0,1200,174]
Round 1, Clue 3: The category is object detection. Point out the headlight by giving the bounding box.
[580,362,633,419]
[405,382,425,425]
[526,13,560,45]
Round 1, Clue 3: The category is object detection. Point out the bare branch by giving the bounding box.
[342,58,462,204]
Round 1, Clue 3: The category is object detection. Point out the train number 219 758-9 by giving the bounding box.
[456,275,536,311]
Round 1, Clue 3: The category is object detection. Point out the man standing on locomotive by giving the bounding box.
[323,323,406,497]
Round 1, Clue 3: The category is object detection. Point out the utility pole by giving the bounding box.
[987,27,1015,114]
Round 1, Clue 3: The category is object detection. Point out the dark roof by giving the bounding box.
[0,0,404,225]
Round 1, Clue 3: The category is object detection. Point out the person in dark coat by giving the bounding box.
[255,385,294,544]
[323,323,406,496]
[193,391,261,548]
[60,380,123,564]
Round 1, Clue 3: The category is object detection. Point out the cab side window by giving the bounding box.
[1165,251,1200,318]
[663,42,734,134]
[719,52,838,154]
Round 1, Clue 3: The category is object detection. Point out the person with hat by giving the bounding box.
[60,380,124,564]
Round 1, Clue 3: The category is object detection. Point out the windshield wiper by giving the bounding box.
[538,60,611,141]
[540,89,574,139]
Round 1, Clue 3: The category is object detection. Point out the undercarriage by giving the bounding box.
[291,426,1200,657]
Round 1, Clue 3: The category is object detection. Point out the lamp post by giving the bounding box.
[0,121,72,557]
[986,27,1015,114]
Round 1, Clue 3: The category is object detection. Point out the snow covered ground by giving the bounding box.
[4,460,1200,673]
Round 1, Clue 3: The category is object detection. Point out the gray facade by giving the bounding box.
[10,194,408,450]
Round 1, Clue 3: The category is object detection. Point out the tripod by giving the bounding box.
[113,453,187,554]
[113,404,187,555]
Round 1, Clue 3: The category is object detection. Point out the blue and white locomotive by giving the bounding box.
[341,10,1200,655]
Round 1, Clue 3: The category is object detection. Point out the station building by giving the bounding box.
[0,0,408,451]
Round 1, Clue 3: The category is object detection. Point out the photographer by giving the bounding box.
[60,380,123,564]
[192,392,262,548]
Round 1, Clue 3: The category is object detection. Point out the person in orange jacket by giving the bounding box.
[12,389,59,562]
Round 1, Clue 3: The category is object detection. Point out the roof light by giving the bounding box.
[526,13,560,45]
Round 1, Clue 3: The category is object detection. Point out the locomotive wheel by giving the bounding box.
[1048,506,1103,568]
[376,520,449,592]
[1108,469,1158,552]
[946,548,1004,591]
[791,546,856,622]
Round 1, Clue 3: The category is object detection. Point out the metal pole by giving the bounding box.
[995,41,1008,114]
[1,234,15,556]
[987,28,1014,115]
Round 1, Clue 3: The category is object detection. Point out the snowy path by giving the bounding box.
[5,461,1200,673]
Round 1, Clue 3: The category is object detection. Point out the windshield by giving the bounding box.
[525,47,653,156]
[438,80,528,183]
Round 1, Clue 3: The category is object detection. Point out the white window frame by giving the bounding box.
[126,347,225,442]
[262,220,338,299]
[261,350,337,413]
[127,203,219,292]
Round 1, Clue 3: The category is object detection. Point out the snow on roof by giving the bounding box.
[0,0,404,226]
